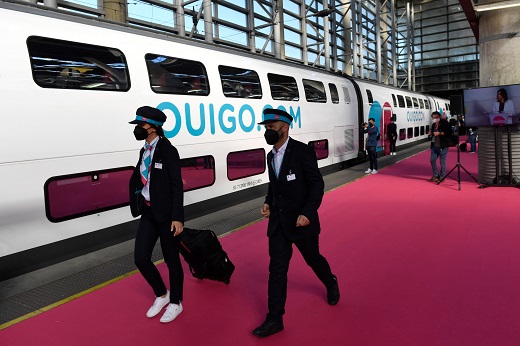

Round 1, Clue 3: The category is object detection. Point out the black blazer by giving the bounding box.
[264,138,324,240]
[129,137,184,223]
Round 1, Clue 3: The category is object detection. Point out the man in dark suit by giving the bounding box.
[387,116,398,155]
[252,108,339,337]
[129,106,185,323]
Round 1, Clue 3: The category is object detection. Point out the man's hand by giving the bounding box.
[261,204,270,218]
[171,221,184,236]
[296,215,310,227]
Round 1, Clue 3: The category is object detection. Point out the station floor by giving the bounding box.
[0,143,426,326]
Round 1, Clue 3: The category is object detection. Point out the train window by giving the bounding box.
[407,127,413,139]
[44,167,133,222]
[366,90,374,104]
[412,98,419,108]
[420,126,425,135]
[267,73,299,101]
[302,79,327,103]
[227,148,266,181]
[426,125,430,134]
[329,83,339,104]
[342,87,351,103]
[414,126,419,137]
[308,140,328,160]
[397,95,405,108]
[424,99,430,109]
[405,96,412,108]
[399,128,406,141]
[145,54,209,95]
[181,155,215,192]
[218,65,262,99]
[27,36,130,91]
[419,99,424,109]
[446,103,450,110]
[391,94,397,107]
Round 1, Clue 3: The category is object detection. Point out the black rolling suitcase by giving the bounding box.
[179,228,235,284]
[460,142,467,152]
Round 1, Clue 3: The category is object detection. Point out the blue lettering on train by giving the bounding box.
[406,110,425,122]
[157,102,302,137]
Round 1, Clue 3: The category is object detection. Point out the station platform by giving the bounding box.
[1,141,519,345]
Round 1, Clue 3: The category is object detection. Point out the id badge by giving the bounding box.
[286,173,296,181]
[154,163,163,169]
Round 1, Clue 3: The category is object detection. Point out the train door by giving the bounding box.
[383,102,393,155]
[368,101,383,152]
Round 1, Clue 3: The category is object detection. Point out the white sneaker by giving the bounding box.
[160,303,183,323]
[146,291,170,318]
[364,168,372,173]
[371,169,378,174]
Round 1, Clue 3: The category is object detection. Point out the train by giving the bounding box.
[0,0,450,280]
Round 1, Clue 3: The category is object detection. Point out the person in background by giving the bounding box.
[129,106,185,324]
[429,111,452,182]
[387,116,397,155]
[467,127,478,153]
[252,108,339,338]
[363,118,379,174]
[493,88,516,115]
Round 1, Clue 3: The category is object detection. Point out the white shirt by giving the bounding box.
[492,100,515,115]
[271,137,289,178]
[141,136,159,202]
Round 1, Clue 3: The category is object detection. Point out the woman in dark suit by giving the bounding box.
[252,108,339,337]
[129,106,185,323]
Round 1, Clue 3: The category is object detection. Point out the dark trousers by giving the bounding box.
[367,146,378,170]
[267,230,335,322]
[134,206,184,304]
[389,136,397,152]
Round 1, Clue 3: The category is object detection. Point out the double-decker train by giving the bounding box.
[0,0,450,280]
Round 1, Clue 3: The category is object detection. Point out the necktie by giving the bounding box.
[140,144,153,185]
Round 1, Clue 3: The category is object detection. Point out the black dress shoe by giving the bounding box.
[252,320,284,337]
[327,275,340,305]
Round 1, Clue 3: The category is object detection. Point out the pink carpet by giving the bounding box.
[2,147,520,345]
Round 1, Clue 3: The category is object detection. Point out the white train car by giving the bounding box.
[353,79,451,154]
[0,0,449,279]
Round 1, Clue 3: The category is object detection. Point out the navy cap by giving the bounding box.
[258,108,293,125]
[129,106,166,126]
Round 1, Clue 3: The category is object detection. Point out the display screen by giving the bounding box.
[464,84,520,126]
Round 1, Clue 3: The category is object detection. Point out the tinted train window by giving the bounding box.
[27,36,130,91]
[424,99,430,109]
[227,149,266,181]
[342,87,351,103]
[267,73,299,101]
[414,126,419,137]
[44,167,133,222]
[399,128,406,140]
[407,127,413,139]
[366,90,374,104]
[412,97,419,108]
[181,155,215,192]
[329,83,339,104]
[405,96,412,108]
[419,99,424,109]
[302,79,326,103]
[308,140,328,160]
[420,126,425,135]
[218,65,262,99]
[426,125,430,134]
[145,54,209,95]
[392,94,397,107]
[397,95,405,108]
